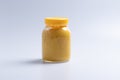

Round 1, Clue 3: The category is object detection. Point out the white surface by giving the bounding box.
[0,0,120,80]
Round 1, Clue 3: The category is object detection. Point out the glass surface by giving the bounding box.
[42,26,71,62]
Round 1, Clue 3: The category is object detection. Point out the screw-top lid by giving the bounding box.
[45,17,68,26]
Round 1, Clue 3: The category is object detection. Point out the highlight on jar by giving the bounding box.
[42,17,71,63]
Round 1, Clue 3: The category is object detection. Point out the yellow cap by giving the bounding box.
[45,17,68,26]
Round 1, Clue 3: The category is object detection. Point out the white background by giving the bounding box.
[0,0,120,80]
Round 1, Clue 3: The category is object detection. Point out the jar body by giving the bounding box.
[42,26,71,62]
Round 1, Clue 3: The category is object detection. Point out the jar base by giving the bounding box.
[42,59,69,63]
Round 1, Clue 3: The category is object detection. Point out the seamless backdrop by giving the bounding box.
[0,0,120,80]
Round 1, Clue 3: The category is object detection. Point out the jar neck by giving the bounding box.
[46,25,67,29]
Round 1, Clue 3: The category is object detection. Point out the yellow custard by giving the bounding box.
[42,17,71,62]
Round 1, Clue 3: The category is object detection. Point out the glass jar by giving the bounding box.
[42,17,71,62]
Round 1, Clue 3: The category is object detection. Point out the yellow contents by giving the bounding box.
[42,17,70,62]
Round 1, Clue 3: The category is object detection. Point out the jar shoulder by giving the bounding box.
[42,27,71,37]
[43,27,70,32]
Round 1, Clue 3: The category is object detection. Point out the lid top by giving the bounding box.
[45,17,68,26]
